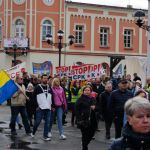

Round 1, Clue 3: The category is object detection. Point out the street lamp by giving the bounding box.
[46,30,75,67]
[134,10,150,32]
[134,3,150,76]
[4,37,29,66]
[12,44,17,66]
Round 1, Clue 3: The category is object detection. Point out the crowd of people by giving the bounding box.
[8,71,150,150]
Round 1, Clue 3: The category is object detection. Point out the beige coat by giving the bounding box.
[11,84,26,106]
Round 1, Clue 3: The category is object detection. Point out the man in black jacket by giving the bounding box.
[108,79,133,138]
[100,82,113,139]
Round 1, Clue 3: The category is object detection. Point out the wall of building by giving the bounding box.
[0,0,148,76]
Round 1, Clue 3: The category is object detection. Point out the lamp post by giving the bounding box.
[46,30,75,67]
[12,44,17,66]
[134,1,150,76]
[4,37,29,67]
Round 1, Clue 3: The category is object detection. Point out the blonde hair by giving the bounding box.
[51,78,60,88]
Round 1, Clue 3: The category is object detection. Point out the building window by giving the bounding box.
[75,25,84,44]
[0,21,2,40]
[15,19,24,37]
[100,27,109,47]
[124,29,133,48]
[42,20,52,40]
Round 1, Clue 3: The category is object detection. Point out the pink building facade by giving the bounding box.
[0,0,148,75]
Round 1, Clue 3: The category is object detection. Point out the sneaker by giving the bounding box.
[59,134,66,140]
[43,137,51,141]
[31,133,34,138]
[48,132,52,138]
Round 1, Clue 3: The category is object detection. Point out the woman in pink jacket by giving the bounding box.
[48,77,67,140]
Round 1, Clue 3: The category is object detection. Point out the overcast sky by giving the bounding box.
[71,0,148,9]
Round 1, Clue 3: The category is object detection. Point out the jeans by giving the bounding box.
[10,106,31,133]
[49,107,64,135]
[32,108,51,137]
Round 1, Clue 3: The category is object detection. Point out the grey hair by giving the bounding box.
[124,97,150,116]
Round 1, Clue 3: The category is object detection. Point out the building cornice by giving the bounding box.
[66,1,148,11]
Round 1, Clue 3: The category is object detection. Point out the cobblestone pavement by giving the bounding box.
[0,105,115,150]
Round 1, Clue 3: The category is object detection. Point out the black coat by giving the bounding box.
[100,91,111,120]
[108,89,133,115]
[26,91,36,115]
[109,123,150,150]
[75,94,97,129]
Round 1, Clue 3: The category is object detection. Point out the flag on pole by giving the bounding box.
[0,70,18,104]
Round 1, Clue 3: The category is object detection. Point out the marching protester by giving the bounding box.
[76,85,97,150]
[49,77,67,140]
[93,77,105,96]
[31,77,39,88]
[71,80,81,126]
[26,83,36,127]
[100,81,113,139]
[134,80,142,95]
[10,75,31,135]
[128,81,136,94]
[22,72,30,88]
[133,73,141,82]
[60,77,71,125]
[145,76,150,100]
[126,74,132,82]
[108,79,133,138]
[123,88,148,126]
[109,97,150,150]
[31,74,54,141]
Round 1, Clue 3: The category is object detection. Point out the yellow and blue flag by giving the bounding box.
[0,70,18,104]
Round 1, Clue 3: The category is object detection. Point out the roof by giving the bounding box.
[65,1,148,12]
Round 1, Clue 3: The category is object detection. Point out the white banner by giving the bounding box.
[56,64,106,80]
[6,62,26,80]
[4,38,28,48]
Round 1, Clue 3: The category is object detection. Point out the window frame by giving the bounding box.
[100,27,109,48]
[15,19,25,38]
[124,29,133,49]
[75,25,84,44]
[42,20,52,41]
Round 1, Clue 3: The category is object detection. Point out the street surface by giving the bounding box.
[0,105,114,150]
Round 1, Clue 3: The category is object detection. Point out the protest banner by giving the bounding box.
[56,64,105,80]
[32,61,53,75]
[6,62,26,80]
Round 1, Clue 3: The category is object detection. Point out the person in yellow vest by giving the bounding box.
[71,80,81,126]
[145,76,150,100]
